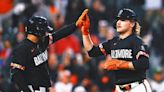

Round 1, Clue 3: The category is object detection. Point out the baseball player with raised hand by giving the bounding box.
[10,9,88,92]
[80,8,152,92]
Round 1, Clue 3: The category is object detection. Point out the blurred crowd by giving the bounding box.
[0,0,164,92]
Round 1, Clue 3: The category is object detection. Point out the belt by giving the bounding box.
[118,80,144,91]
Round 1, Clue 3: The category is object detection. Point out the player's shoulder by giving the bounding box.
[132,35,150,50]
[107,36,119,43]
[101,36,118,45]
[13,39,30,52]
[132,35,143,45]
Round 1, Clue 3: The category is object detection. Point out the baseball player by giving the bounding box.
[10,9,88,92]
[80,8,152,92]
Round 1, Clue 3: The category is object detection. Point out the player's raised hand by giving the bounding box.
[76,9,89,29]
[81,14,90,35]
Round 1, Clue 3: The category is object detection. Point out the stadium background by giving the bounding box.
[0,0,164,91]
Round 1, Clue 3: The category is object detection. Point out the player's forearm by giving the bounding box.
[104,57,149,71]
[119,56,149,70]
[52,23,77,43]
[104,59,135,70]
[82,34,94,51]
[116,60,135,70]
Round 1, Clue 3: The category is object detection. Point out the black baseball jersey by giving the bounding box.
[10,23,77,91]
[88,34,149,85]
[11,38,50,89]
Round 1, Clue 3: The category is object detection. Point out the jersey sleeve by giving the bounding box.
[132,38,150,71]
[10,46,31,92]
[44,23,77,47]
[51,23,77,43]
[133,38,149,58]
[10,47,28,72]
[88,40,111,57]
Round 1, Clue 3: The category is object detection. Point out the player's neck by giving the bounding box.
[27,34,39,43]
[119,30,132,39]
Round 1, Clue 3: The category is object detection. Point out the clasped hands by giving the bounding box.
[76,9,130,71]
[76,9,90,35]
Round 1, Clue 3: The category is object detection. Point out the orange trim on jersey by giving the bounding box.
[136,51,149,60]
[99,44,107,56]
[10,62,25,70]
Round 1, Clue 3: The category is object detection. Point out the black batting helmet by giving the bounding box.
[25,16,53,37]
[113,8,137,28]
